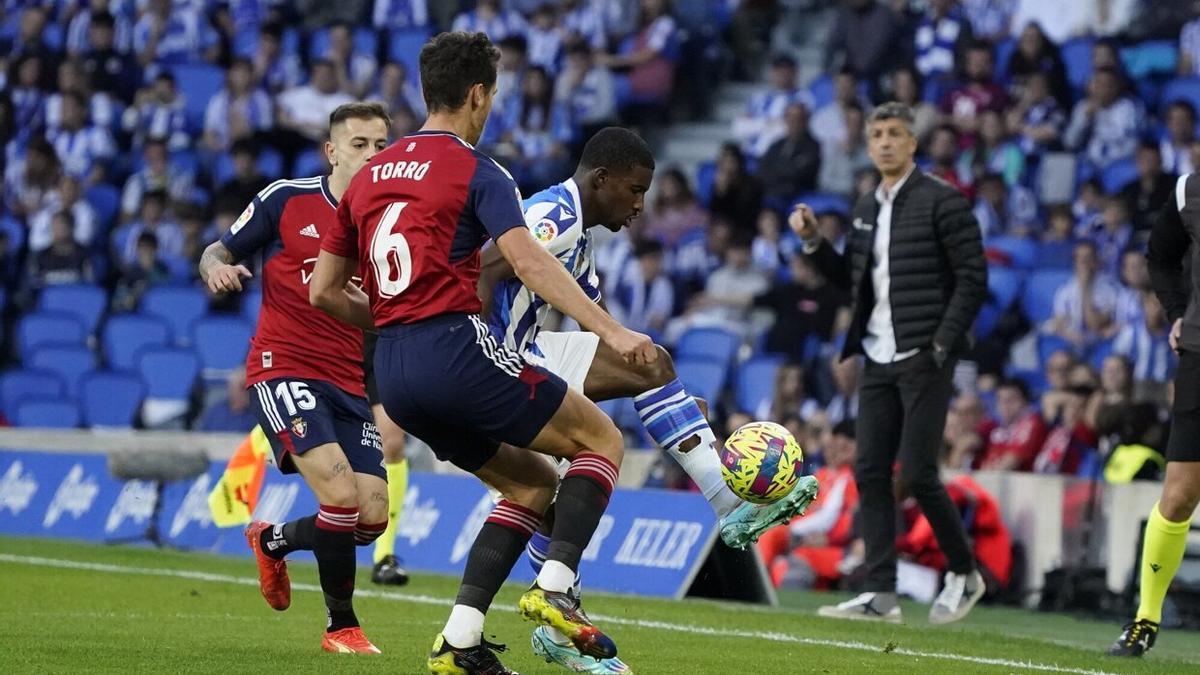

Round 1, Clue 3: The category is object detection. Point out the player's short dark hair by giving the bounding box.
[419,31,501,114]
[329,101,391,131]
[578,127,655,174]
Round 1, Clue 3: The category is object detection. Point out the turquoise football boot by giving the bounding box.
[531,627,632,673]
[718,474,820,549]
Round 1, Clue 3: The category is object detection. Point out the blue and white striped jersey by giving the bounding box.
[489,178,601,355]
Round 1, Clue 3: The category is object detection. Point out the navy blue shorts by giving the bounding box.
[363,331,380,406]
[249,377,386,480]
[374,313,568,473]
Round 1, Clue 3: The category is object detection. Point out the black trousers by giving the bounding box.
[856,350,975,591]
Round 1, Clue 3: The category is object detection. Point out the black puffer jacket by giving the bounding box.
[805,170,987,361]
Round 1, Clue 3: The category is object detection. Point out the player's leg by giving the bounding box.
[582,336,818,548]
[370,402,410,585]
[1110,350,1200,656]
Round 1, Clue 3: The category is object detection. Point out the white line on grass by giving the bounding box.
[0,553,1115,675]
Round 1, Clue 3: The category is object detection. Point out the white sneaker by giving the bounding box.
[817,593,903,624]
[929,570,985,625]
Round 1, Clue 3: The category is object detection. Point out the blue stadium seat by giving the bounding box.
[1088,338,1117,371]
[1161,77,1200,117]
[38,284,107,335]
[676,327,741,365]
[102,314,171,370]
[1035,241,1074,270]
[28,346,96,398]
[232,27,258,57]
[974,303,1002,340]
[986,237,1036,270]
[140,285,209,346]
[172,64,227,131]
[241,288,262,327]
[191,315,253,380]
[1100,157,1139,194]
[807,74,834,109]
[0,369,65,420]
[695,161,716,207]
[292,148,327,177]
[0,214,26,252]
[1038,333,1077,364]
[1062,38,1095,92]
[17,311,87,362]
[794,192,850,217]
[1022,270,1073,325]
[12,398,80,429]
[84,183,120,230]
[994,38,1017,82]
[987,267,1022,309]
[1121,40,1178,80]
[734,356,784,415]
[388,27,433,80]
[675,358,727,404]
[80,371,145,428]
[138,348,200,400]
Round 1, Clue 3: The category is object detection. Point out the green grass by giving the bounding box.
[1,536,1197,674]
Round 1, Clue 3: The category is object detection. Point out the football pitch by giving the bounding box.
[1,537,1197,674]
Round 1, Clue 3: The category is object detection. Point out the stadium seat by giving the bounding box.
[994,38,1017,82]
[0,369,66,420]
[171,64,227,131]
[986,237,1036,270]
[138,348,200,428]
[676,327,741,366]
[232,27,258,57]
[793,192,850,217]
[80,371,145,428]
[1161,77,1200,117]
[84,183,120,230]
[1062,38,1095,92]
[1100,157,1138,194]
[28,346,96,398]
[695,161,716,207]
[674,358,727,404]
[388,27,433,80]
[1038,333,1077,364]
[1121,40,1178,80]
[0,214,25,253]
[241,287,262,327]
[11,398,80,429]
[1088,338,1116,371]
[1021,270,1073,325]
[734,356,784,414]
[987,267,1022,310]
[807,74,834,109]
[1035,241,1074,270]
[38,284,107,335]
[140,285,208,345]
[191,315,253,381]
[16,311,87,362]
[102,314,171,370]
[292,148,327,177]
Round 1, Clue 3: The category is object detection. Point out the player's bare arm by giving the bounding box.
[495,226,656,365]
[198,240,252,294]
[476,242,515,317]
[310,249,374,331]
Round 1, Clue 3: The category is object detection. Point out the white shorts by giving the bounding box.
[523,331,600,393]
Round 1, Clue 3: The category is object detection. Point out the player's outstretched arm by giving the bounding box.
[496,226,656,365]
[309,249,374,331]
[198,241,252,294]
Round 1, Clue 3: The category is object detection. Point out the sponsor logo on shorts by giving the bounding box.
[290,416,307,438]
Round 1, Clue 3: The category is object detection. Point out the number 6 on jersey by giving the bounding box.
[371,201,413,298]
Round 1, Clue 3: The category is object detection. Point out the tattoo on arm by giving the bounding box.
[331,461,348,476]
[198,241,235,283]
[371,492,387,503]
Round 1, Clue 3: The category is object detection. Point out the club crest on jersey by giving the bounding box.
[290,416,307,438]
[231,203,255,234]
[533,219,558,243]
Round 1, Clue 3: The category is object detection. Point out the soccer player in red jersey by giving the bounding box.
[199,102,393,654]
[311,32,655,674]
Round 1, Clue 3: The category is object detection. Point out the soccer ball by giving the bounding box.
[719,421,804,505]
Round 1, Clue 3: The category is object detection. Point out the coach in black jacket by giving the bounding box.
[790,102,988,625]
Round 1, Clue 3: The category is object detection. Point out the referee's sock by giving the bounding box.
[1135,502,1191,624]
[635,379,741,518]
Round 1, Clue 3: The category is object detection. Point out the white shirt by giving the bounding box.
[863,167,920,364]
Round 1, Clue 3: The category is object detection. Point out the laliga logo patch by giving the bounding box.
[231,202,255,234]
[533,218,558,243]
[290,416,308,438]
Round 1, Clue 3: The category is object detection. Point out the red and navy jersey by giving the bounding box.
[322,131,525,326]
[221,175,365,397]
